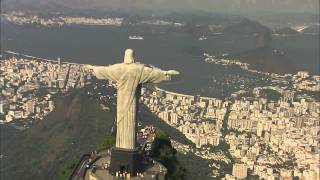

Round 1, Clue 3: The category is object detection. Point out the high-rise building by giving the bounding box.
[0,77,4,88]
[48,101,54,111]
[159,111,169,123]
[170,113,178,124]
[0,103,3,114]
[25,101,35,114]
[295,117,304,128]
[297,71,309,78]
[232,163,248,179]
[264,131,270,142]
[57,57,61,66]
[257,122,264,137]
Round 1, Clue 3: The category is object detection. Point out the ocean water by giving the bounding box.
[1,23,318,98]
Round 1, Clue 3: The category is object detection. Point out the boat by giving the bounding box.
[129,36,144,40]
[198,36,207,41]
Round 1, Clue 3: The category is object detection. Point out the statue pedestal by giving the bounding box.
[109,147,143,176]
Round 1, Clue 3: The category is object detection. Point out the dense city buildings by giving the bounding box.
[0,53,91,126]
[0,52,319,179]
[141,87,228,148]
[1,12,123,27]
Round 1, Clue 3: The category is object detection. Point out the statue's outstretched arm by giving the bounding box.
[164,70,180,76]
[141,66,179,84]
[84,64,119,82]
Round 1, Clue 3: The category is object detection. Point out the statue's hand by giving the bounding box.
[166,70,180,76]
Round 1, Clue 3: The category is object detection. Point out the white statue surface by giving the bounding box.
[85,49,179,150]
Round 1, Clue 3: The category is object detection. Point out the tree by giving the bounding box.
[151,129,187,180]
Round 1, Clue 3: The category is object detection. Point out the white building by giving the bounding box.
[232,163,248,179]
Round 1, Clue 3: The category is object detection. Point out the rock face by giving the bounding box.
[223,20,297,75]
[230,47,297,74]
[302,25,320,34]
[274,27,300,36]
[223,19,271,36]
[0,90,114,180]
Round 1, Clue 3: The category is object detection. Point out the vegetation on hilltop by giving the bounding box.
[59,135,116,179]
[59,158,79,180]
[96,135,116,151]
[259,89,282,102]
[151,129,187,180]
[229,47,297,74]
[0,88,115,180]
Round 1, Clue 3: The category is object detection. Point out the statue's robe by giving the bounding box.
[91,63,168,150]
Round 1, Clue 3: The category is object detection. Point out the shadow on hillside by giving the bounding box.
[139,105,195,147]
[139,105,214,180]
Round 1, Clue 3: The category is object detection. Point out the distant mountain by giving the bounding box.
[223,19,273,49]
[302,25,320,34]
[3,0,318,14]
[223,19,271,36]
[227,47,297,74]
[274,27,300,35]
[222,19,298,74]
[0,89,115,180]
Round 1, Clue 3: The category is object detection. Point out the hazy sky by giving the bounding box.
[3,0,319,14]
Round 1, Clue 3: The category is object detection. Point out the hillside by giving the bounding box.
[223,19,271,35]
[139,105,216,179]
[0,85,215,180]
[220,19,298,74]
[0,89,115,180]
[274,27,300,35]
[228,47,297,74]
[302,25,320,34]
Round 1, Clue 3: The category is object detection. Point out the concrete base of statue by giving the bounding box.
[109,147,142,176]
[69,149,167,180]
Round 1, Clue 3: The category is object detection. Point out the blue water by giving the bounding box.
[1,23,318,98]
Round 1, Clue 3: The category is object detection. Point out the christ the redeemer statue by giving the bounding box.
[85,49,179,150]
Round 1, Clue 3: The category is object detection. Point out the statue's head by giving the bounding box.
[124,48,135,64]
